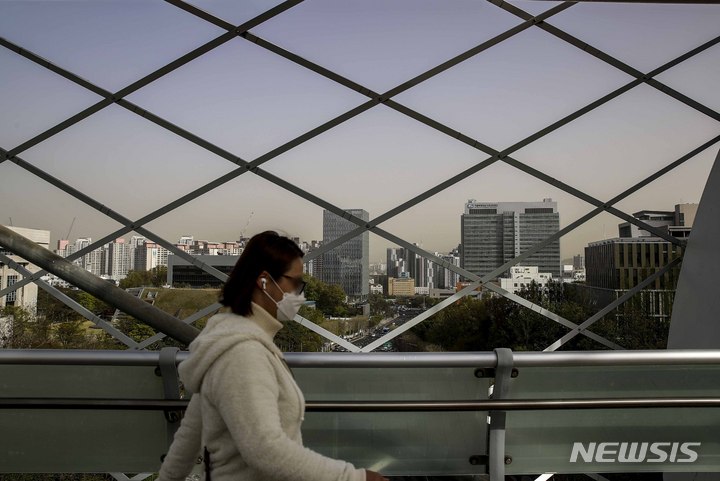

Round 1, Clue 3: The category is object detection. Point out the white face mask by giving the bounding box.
[264,276,306,321]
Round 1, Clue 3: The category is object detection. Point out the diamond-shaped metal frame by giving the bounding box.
[1,0,719,356]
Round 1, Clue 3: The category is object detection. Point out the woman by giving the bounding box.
[158,231,387,481]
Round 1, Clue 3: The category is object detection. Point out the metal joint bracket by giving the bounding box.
[475,367,519,379]
[489,348,514,481]
[158,347,182,445]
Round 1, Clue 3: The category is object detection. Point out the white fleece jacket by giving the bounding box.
[158,303,365,481]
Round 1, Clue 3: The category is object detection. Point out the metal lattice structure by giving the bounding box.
[1,0,719,357]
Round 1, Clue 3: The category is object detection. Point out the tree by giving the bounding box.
[119,266,168,289]
[36,289,114,325]
[423,296,493,351]
[303,275,350,317]
[1,305,115,350]
[368,293,393,318]
[273,305,326,352]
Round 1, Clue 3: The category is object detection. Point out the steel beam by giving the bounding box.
[0,225,199,345]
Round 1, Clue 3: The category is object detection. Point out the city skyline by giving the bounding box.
[0,199,697,300]
[1,1,718,268]
[7,197,704,267]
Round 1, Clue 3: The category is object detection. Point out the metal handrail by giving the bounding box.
[3,397,720,411]
[4,349,720,367]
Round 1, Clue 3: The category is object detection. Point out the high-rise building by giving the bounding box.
[387,246,459,292]
[72,237,92,271]
[321,209,369,299]
[108,238,132,281]
[461,199,561,279]
[129,236,146,272]
[55,237,107,275]
[434,253,461,290]
[572,255,585,270]
[386,247,404,279]
[84,244,106,277]
[300,240,322,278]
[134,241,170,271]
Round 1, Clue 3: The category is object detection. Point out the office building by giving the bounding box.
[584,237,682,320]
[573,255,585,270]
[388,277,415,297]
[461,199,560,279]
[321,209,369,299]
[387,246,460,293]
[583,204,692,321]
[386,247,405,279]
[433,252,461,290]
[167,255,238,288]
[587,203,694,291]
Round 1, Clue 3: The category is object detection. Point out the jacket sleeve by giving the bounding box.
[209,342,365,481]
[157,393,202,481]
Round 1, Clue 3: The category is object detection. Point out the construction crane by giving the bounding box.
[239,211,254,241]
[65,217,76,240]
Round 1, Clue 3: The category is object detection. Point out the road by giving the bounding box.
[332,308,427,352]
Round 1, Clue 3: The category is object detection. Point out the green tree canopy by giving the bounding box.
[368,293,393,318]
[303,275,350,317]
[273,305,326,352]
[119,266,168,289]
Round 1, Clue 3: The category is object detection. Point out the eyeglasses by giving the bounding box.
[282,275,306,295]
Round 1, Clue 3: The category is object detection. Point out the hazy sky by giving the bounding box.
[1,0,718,264]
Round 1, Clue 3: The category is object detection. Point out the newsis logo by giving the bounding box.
[570,442,701,464]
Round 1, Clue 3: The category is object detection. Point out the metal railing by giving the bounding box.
[3,348,720,479]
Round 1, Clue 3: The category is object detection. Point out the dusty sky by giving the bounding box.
[1,0,718,264]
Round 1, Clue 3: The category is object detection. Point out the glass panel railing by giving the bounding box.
[505,407,720,474]
[3,351,720,476]
[506,365,720,399]
[303,411,487,476]
[0,364,167,473]
[295,367,491,476]
[503,364,720,475]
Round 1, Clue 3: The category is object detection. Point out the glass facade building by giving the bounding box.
[461,199,561,279]
[320,209,369,299]
[167,255,238,288]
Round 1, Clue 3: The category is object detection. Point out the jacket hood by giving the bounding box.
[179,303,284,393]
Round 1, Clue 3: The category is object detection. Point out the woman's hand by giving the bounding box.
[366,470,389,481]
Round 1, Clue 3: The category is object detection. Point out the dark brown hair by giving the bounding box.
[220,231,304,316]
